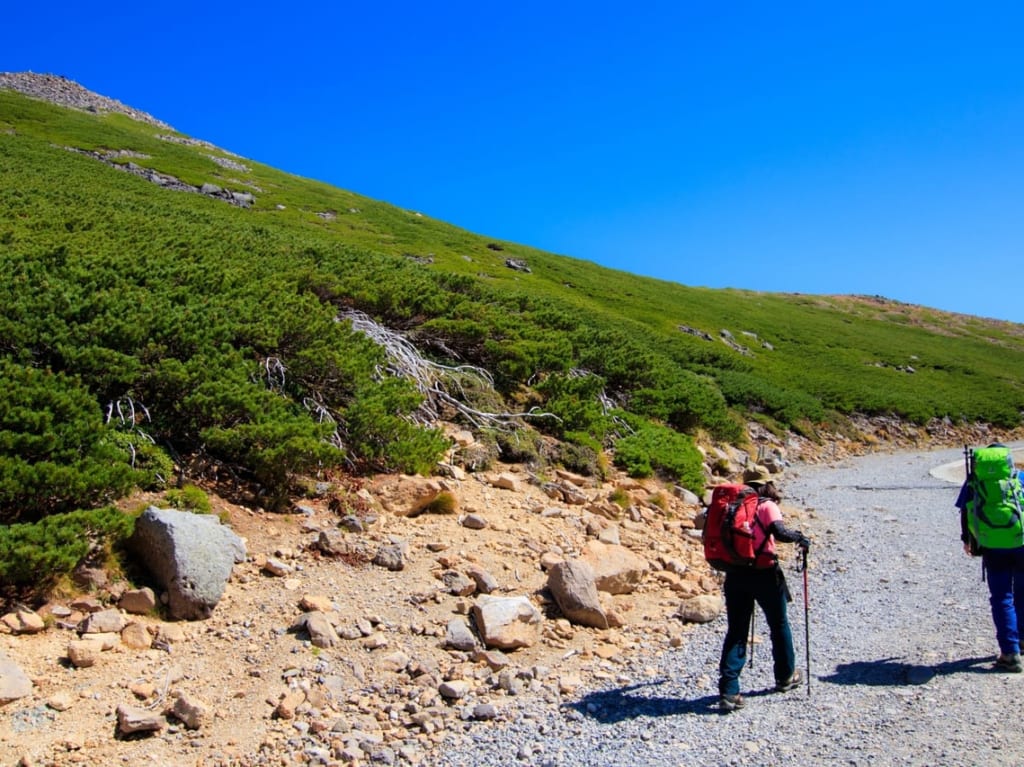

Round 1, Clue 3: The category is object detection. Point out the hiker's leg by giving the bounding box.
[1010,549,1024,653]
[985,562,1016,655]
[719,574,754,697]
[755,568,796,683]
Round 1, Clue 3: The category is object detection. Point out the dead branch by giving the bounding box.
[340,310,560,430]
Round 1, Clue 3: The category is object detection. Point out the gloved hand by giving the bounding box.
[796,535,811,552]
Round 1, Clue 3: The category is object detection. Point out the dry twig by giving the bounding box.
[340,310,559,430]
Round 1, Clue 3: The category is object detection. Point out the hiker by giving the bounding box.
[957,444,1024,672]
[718,465,811,711]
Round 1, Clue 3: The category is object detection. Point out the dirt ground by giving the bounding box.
[0,461,746,767]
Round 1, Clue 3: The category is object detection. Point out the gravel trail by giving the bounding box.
[436,445,1024,767]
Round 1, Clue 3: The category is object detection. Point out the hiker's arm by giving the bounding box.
[960,506,970,545]
[767,519,809,548]
[957,484,976,555]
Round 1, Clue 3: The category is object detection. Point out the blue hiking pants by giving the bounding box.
[983,547,1024,655]
[719,566,796,696]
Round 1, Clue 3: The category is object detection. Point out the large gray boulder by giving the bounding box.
[129,506,246,620]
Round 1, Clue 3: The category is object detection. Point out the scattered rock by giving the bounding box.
[118,587,157,615]
[1,610,45,634]
[78,608,125,634]
[444,618,478,652]
[546,559,608,629]
[441,570,476,597]
[472,595,542,650]
[116,703,165,735]
[121,622,152,650]
[0,651,32,702]
[293,611,341,649]
[439,680,471,700]
[373,542,408,571]
[66,639,103,668]
[171,693,209,730]
[580,540,649,595]
[677,594,724,623]
[460,513,488,530]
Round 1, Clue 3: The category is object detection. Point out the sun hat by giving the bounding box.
[742,465,773,485]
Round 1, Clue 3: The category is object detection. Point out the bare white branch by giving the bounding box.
[340,310,560,431]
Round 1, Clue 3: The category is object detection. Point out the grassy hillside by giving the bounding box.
[2,84,1024,534]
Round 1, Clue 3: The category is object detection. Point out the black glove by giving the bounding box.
[796,535,811,552]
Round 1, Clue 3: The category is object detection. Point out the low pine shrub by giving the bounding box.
[0,507,134,599]
[612,418,705,494]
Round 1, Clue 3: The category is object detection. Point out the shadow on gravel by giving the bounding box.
[566,680,776,722]
[821,656,991,686]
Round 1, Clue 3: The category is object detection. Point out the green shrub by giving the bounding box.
[420,491,458,515]
[343,378,450,475]
[609,486,631,508]
[3,87,1024,526]
[494,428,544,466]
[106,429,174,490]
[0,361,142,522]
[555,434,602,477]
[0,506,134,597]
[612,418,705,493]
[163,484,211,514]
[535,372,612,440]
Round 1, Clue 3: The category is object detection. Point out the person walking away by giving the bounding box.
[719,465,811,711]
[958,444,1024,672]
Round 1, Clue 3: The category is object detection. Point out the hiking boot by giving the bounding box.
[719,693,745,712]
[775,669,803,692]
[995,653,1023,672]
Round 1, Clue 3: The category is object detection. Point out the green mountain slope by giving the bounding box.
[2,82,1023,527]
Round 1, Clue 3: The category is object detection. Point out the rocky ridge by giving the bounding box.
[0,72,174,130]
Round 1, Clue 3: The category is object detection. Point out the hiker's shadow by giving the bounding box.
[822,656,991,686]
[566,680,777,722]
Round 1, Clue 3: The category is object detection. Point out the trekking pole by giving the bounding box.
[749,611,756,668]
[802,547,811,696]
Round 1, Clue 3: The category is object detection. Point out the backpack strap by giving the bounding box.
[751,503,777,567]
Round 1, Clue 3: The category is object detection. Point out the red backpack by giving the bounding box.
[702,483,769,571]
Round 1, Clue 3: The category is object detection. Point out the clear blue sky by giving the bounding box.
[6,2,1024,321]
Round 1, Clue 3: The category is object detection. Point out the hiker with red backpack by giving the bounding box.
[704,465,811,711]
[957,443,1024,673]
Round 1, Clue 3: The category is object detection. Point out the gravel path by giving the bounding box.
[435,445,1024,767]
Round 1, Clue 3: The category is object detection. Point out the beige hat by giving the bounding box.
[742,465,773,485]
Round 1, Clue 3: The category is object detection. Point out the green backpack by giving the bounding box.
[967,446,1024,550]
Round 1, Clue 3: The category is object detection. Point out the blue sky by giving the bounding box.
[6,2,1024,321]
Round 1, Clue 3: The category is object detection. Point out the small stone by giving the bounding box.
[438,680,471,700]
[171,693,209,729]
[66,639,102,668]
[118,588,157,615]
[461,514,488,530]
[47,692,75,711]
[116,703,164,735]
